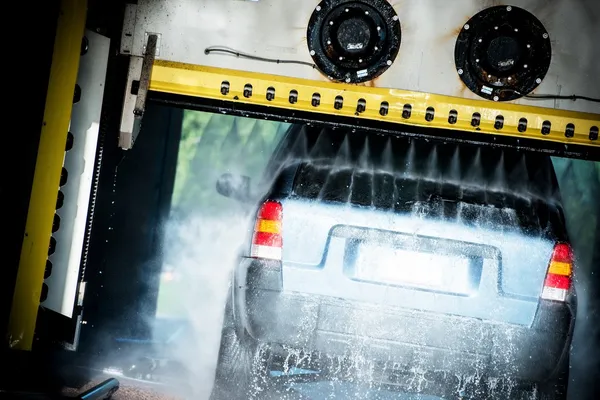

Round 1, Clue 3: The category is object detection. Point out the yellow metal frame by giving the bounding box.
[150,61,599,149]
[8,0,87,350]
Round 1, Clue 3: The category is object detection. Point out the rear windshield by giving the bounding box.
[274,126,561,199]
[292,163,564,237]
[283,128,565,237]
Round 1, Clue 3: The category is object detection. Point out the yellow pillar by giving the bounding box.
[8,0,87,350]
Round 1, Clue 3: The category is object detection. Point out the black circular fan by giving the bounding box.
[307,0,402,83]
[455,5,552,101]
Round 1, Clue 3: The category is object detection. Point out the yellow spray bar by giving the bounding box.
[8,0,87,350]
[149,60,599,151]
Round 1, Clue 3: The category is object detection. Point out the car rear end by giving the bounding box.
[233,131,575,390]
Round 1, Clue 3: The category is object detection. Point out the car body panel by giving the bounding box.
[229,126,575,385]
[236,257,574,383]
[280,199,555,327]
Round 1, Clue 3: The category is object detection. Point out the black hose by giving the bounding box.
[77,378,119,400]
[204,46,316,69]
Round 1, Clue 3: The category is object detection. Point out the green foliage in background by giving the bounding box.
[552,158,600,274]
[171,111,289,215]
[157,112,288,317]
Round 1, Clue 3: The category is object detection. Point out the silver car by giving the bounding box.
[212,125,575,400]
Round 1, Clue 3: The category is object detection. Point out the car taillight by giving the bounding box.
[541,243,573,302]
[251,200,282,260]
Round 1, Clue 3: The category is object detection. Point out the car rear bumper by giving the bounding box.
[233,258,574,384]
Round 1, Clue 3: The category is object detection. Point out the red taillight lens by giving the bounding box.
[541,243,573,302]
[251,200,282,260]
[550,243,573,264]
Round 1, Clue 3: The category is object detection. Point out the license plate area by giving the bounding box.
[340,228,487,296]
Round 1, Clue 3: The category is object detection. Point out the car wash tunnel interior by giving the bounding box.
[4,0,599,399]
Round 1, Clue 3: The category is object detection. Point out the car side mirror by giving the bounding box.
[216,173,251,202]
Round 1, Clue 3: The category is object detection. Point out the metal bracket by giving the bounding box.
[43,30,110,322]
[119,34,158,149]
[143,32,161,56]
[119,3,137,55]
